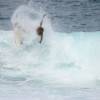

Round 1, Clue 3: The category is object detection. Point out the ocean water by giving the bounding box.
[0,1,100,100]
[1,0,100,32]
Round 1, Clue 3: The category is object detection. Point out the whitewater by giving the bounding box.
[0,5,100,100]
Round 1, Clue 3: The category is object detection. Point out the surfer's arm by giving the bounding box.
[40,14,46,27]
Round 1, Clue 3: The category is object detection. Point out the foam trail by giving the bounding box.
[0,5,99,88]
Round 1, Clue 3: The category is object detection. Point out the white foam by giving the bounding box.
[0,5,100,87]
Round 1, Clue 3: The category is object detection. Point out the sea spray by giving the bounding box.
[0,5,99,87]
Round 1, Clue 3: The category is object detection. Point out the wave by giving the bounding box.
[0,5,100,87]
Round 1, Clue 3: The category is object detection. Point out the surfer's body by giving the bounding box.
[36,15,46,43]
[36,26,44,43]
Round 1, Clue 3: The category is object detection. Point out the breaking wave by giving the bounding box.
[0,5,100,87]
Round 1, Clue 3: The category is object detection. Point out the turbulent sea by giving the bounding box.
[0,0,100,100]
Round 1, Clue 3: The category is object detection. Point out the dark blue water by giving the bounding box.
[0,0,100,32]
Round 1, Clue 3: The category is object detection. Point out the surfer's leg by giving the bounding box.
[40,33,43,43]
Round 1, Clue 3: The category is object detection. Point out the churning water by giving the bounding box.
[0,3,100,100]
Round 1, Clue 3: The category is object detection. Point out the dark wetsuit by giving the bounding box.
[36,26,44,43]
[37,26,44,36]
[36,15,46,43]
